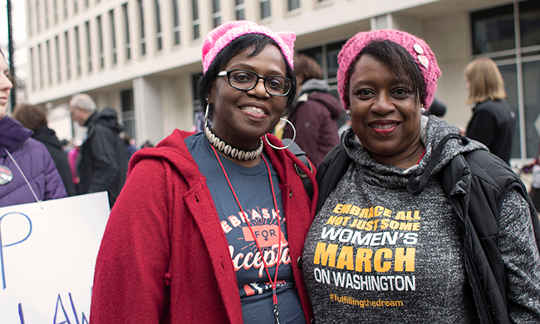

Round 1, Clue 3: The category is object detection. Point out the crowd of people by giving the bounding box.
[0,19,538,324]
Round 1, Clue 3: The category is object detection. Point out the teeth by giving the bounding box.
[242,106,265,114]
[373,123,396,129]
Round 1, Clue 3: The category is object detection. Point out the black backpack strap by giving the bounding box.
[316,145,351,213]
[282,139,314,198]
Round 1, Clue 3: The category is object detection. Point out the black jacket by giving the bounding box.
[317,136,540,324]
[465,99,515,164]
[78,108,129,206]
[32,126,76,196]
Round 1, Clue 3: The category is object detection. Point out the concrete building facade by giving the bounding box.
[23,0,540,162]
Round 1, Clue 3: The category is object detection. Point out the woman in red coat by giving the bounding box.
[90,21,316,324]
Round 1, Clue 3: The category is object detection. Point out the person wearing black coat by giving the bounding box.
[465,57,515,164]
[13,103,76,196]
[69,94,129,207]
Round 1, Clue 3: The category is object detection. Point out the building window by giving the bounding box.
[287,0,300,11]
[519,0,540,48]
[471,5,514,55]
[37,44,43,89]
[122,4,131,61]
[260,0,271,19]
[299,39,346,98]
[470,0,540,159]
[84,0,89,8]
[36,1,41,31]
[84,21,92,72]
[138,0,146,56]
[27,3,33,36]
[191,73,204,132]
[73,0,78,14]
[171,0,181,45]
[55,36,61,82]
[192,0,200,40]
[121,89,136,139]
[53,0,58,24]
[64,31,71,80]
[154,0,163,51]
[211,0,221,27]
[29,47,35,90]
[234,0,245,20]
[44,0,49,28]
[75,26,82,76]
[46,40,52,85]
[64,0,68,19]
[97,15,105,69]
[109,10,118,65]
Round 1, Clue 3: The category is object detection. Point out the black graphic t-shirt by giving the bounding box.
[186,133,305,324]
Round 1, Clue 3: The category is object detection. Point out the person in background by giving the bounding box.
[465,57,515,164]
[121,133,137,160]
[140,140,154,149]
[302,29,540,323]
[90,21,316,324]
[0,50,66,206]
[67,140,80,192]
[425,97,447,118]
[69,94,129,206]
[13,103,76,196]
[283,53,345,166]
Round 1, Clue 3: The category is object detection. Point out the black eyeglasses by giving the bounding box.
[217,69,291,97]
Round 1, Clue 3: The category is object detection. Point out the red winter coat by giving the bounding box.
[90,130,317,324]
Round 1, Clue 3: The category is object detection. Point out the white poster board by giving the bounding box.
[0,192,110,324]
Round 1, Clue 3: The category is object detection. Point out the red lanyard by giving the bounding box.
[210,145,283,324]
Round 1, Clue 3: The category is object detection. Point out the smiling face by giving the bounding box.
[0,53,13,118]
[348,54,424,168]
[208,44,288,150]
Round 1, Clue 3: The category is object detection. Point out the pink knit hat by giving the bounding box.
[337,29,441,109]
[201,20,296,73]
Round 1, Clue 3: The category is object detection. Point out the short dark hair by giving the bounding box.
[294,53,323,82]
[198,33,296,120]
[13,103,47,131]
[345,40,426,108]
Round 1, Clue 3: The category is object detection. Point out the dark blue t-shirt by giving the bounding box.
[186,133,305,324]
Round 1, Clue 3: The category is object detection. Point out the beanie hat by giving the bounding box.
[201,20,296,74]
[337,29,441,109]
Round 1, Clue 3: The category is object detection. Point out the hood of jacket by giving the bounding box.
[299,78,329,95]
[0,116,32,157]
[296,79,344,120]
[341,115,487,193]
[129,130,201,186]
[129,130,318,210]
[86,107,123,134]
[32,126,63,150]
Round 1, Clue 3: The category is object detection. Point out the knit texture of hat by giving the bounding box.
[201,20,296,73]
[337,29,441,109]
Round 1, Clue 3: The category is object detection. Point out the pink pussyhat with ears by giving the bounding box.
[201,20,296,73]
[337,29,441,109]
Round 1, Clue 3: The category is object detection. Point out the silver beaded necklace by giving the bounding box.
[204,123,263,161]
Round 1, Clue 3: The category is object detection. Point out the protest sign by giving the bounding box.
[0,192,109,323]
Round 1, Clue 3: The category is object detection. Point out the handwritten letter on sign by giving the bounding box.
[0,192,110,323]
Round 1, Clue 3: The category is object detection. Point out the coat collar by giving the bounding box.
[0,116,32,156]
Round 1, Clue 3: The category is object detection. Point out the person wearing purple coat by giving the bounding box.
[0,50,66,207]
